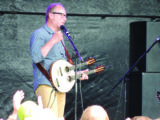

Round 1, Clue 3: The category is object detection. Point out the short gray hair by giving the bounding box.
[45,3,65,22]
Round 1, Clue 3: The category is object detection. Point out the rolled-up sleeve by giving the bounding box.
[30,30,44,63]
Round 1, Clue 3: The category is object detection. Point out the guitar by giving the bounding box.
[49,59,105,93]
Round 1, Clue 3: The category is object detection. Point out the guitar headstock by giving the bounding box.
[156,90,160,103]
[86,57,96,66]
[95,65,105,73]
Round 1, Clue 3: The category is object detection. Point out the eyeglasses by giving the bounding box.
[52,12,67,18]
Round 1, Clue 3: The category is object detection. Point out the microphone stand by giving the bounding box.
[106,38,160,120]
[61,26,83,62]
[61,25,83,120]
[74,54,78,120]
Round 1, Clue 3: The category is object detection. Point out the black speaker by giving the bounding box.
[129,21,146,72]
[130,21,160,72]
[142,72,160,119]
[126,72,142,118]
[128,21,160,118]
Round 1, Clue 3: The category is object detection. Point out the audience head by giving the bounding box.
[17,100,57,120]
[80,105,109,120]
[17,100,39,120]
[126,116,152,120]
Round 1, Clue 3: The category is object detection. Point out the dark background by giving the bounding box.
[0,0,160,120]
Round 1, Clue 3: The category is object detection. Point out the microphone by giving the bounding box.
[60,25,65,30]
[60,25,83,61]
[60,25,71,37]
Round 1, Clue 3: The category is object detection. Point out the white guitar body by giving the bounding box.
[49,59,104,93]
[50,60,75,93]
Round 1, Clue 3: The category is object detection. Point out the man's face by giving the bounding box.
[51,5,67,28]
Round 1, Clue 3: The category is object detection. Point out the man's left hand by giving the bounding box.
[79,69,89,80]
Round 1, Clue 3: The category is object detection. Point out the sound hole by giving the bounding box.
[65,66,70,72]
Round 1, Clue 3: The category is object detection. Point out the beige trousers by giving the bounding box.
[35,85,66,118]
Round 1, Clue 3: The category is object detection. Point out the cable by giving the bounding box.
[47,87,56,108]
[49,90,57,109]
[79,62,84,111]
[114,78,124,120]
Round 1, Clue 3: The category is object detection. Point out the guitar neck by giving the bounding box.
[67,58,96,71]
[68,62,89,71]
[71,69,96,80]
[84,69,96,76]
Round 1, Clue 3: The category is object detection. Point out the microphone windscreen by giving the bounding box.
[60,25,65,30]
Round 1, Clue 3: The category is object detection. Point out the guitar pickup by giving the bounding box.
[59,67,63,76]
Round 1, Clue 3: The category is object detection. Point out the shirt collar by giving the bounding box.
[43,24,54,34]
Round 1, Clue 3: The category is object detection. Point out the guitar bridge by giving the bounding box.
[68,76,72,82]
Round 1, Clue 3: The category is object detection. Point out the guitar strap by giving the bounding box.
[36,40,74,89]
[36,62,55,88]
[60,41,74,65]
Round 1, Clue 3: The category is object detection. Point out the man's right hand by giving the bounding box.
[52,31,63,43]
[41,31,64,58]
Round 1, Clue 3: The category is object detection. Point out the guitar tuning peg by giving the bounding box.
[87,56,91,59]
[105,65,112,69]
[92,56,96,59]
[86,56,96,60]
[86,57,96,66]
